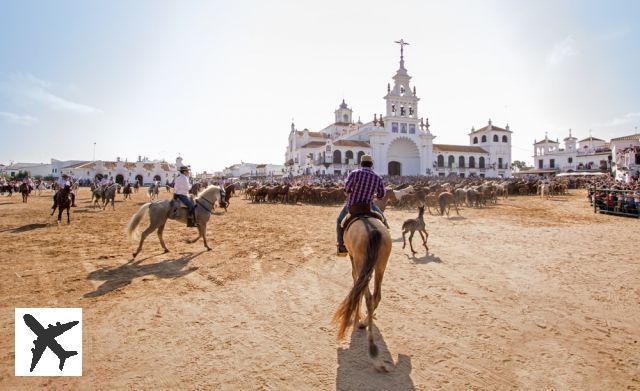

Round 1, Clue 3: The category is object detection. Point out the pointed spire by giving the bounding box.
[569,128,572,137]
[413,86,416,95]
[387,83,390,93]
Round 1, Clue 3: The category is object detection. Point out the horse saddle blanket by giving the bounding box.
[340,203,385,230]
[169,196,194,218]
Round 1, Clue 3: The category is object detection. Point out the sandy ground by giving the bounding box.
[0,188,639,390]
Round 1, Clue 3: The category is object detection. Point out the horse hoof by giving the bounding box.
[164,249,170,253]
[206,247,212,251]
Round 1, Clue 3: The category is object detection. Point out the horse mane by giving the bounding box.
[196,185,221,200]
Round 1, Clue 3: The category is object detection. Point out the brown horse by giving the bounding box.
[438,192,459,217]
[19,183,31,203]
[51,187,72,224]
[333,216,392,361]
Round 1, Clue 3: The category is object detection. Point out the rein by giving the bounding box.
[195,190,218,214]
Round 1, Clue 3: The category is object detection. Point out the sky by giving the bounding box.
[0,0,639,172]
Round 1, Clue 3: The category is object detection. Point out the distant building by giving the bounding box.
[4,162,52,178]
[222,162,285,179]
[285,43,512,178]
[61,156,183,185]
[532,130,612,174]
[610,132,640,181]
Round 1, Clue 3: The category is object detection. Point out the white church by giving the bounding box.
[285,41,512,178]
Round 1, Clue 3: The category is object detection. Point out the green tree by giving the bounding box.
[511,160,531,171]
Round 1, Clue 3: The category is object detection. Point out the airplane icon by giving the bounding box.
[23,314,79,372]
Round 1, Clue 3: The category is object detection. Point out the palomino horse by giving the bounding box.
[540,183,550,199]
[373,187,398,212]
[126,185,227,258]
[333,213,392,360]
[51,187,72,224]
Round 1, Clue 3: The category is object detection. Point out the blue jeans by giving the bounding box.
[175,194,194,213]
[336,203,386,246]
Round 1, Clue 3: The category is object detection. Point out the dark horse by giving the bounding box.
[19,183,31,203]
[223,183,235,211]
[51,186,72,224]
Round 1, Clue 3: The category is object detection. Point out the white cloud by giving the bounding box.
[547,35,577,66]
[602,112,640,127]
[0,111,39,126]
[1,73,102,114]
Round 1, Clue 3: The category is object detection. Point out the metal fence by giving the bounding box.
[590,187,640,218]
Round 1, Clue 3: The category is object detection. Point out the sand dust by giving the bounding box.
[1,188,638,389]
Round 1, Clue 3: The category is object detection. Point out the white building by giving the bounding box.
[285,43,512,178]
[533,130,612,173]
[610,132,640,181]
[223,162,285,179]
[4,162,53,178]
[61,156,182,185]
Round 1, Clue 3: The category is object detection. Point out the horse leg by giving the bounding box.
[198,224,211,251]
[419,230,429,252]
[402,230,407,249]
[157,224,169,253]
[132,224,158,258]
[112,198,115,210]
[66,206,70,224]
[363,285,378,357]
[57,207,63,225]
[408,231,416,254]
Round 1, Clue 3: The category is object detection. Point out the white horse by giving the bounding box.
[392,185,415,200]
[540,183,550,199]
[127,185,226,258]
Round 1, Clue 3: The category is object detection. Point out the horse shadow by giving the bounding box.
[447,215,466,221]
[83,251,202,298]
[336,325,415,390]
[405,252,442,264]
[3,223,49,233]
[0,202,14,206]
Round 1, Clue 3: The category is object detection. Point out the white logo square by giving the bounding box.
[15,308,82,376]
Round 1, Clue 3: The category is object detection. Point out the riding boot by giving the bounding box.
[187,210,196,228]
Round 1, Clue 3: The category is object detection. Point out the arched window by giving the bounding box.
[357,151,365,164]
[469,156,476,168]
[481,135,487,142]
[448,155,455,168]
[345,150,354,164]
[473,137,478,144]
[479,157,485,169]
[437,155,444,167]
[458,156,465,168]
[502,135,508,143]
[343,114,349,123]
[493,135,499,142]
[333,150,342,164]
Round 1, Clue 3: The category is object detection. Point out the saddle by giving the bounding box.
[169,195,195,218]
[340,203,385,231]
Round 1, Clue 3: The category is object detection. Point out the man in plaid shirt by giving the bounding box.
[336,154,388,256]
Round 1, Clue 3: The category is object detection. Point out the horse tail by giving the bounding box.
[333,226,382,342]
[126,203,150,239]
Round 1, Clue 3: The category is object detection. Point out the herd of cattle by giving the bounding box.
[241,178,571,215]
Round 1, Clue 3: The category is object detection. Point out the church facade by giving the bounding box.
[285,43,512,178]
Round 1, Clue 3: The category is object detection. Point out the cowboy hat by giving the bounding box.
[361,154,373,163]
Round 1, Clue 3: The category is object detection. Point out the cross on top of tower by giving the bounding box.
[394,39,410,60]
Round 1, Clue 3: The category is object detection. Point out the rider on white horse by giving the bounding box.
[174,166,196,227]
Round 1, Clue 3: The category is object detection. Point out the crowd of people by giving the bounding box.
[586,177,640,217]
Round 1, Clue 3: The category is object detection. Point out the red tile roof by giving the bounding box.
[470,125,511,134]
[610,133,640,142]
[300,141,327,148]
[332,140,371,147]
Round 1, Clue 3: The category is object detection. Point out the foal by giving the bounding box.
[401,206,429,254]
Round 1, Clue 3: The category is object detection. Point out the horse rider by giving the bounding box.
[336,154,388,256]
[174,166,196,227]
[55,174,76,207]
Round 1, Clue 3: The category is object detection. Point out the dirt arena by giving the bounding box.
[0,188,638,390]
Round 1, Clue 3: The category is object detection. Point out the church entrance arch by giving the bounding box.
[115,174,124,185]
[388,161,401,176]
[135,174,144,185]
[387,137,420,175]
